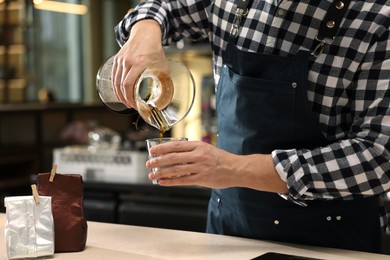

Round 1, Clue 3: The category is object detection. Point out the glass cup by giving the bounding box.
[146,137,188,184]
[96,55,196,132]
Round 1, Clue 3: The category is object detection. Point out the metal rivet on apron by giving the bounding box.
[326,20,336,29]
[217,198,221,207]
[291,82,297,88]
[335,1,345,9]
[274,220,280,225]
[326,216,332,221]
[336,216,341,221]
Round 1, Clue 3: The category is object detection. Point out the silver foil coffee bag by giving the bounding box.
[4,196,54,259]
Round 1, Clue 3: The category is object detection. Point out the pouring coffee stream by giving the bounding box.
[135,68,175,134]
[96,56,196,133]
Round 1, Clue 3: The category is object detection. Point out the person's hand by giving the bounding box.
[112,19,166,109]
[146,140,289,193]
[146,140,239,188]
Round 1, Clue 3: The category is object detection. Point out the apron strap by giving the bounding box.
[228,0,352,57]
[311,0,352,57]
[230,0,252,38]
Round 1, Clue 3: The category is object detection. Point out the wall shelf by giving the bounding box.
[0,0,30,103]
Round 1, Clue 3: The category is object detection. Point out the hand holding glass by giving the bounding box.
[146,137,188,184]
[96,56,196,131]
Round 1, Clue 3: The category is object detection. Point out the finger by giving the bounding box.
[151,162,196,182]
[111,58,118,96]
[158,173,198,187]
[148,172,158,183]
[122,64,145,108]
[149,141,196,155]
[112,56,127,104]
[146,152,193,171]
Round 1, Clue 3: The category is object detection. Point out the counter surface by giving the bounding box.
[0,213,389,259]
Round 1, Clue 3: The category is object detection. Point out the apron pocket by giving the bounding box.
[216,66,299,154]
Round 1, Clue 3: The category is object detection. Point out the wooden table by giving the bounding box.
[0,213,389,259]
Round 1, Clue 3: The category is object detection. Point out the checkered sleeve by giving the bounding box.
[115,0,211,47]
[273,26,390,201]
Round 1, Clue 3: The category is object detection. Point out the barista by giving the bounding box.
[111,0,390,253]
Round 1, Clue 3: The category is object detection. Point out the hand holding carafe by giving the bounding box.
[110,20,166,110]
[96,55,196,132]
[96,21,195,132]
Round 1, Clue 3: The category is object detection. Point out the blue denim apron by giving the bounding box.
[206,42,382,253]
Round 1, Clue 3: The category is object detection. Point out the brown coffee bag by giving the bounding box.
[37,170,87,252]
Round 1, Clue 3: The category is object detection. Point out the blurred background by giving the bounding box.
[0,0,216,233]
[3,2,389,250]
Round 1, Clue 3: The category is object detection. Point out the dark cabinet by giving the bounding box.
[83,182,211,232]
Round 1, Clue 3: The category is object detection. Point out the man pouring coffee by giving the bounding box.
[111,0,390,254]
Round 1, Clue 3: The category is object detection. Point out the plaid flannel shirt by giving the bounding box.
[115,0,390,229]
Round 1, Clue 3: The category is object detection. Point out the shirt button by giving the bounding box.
[336,216,341,221]
[274,220,280,225]
[277,9,285,16]
[326,216,332,221]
